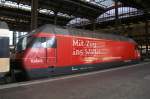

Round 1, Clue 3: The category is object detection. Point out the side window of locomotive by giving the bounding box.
[32,37,46,48]
[31,37,56,48]
[46,37,57,48]
[22,37,27,50]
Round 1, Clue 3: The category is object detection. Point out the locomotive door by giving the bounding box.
[31,37,47,66]
[45,37,57,66]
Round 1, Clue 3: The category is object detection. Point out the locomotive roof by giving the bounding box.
[30,24,135,43]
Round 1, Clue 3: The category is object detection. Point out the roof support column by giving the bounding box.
[13,31,17,46]
[90,19,96,31]
[54,12,58,25]
[114,0,119,33]
[31,0,38,30]
[145,19,149,57]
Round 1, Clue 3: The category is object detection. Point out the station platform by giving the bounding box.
[0,61,150,99]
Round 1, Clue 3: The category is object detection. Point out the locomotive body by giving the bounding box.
[12,25,140,79]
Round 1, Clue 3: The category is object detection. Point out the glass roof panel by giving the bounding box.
[0,0,74,18]
[84,0,114,8]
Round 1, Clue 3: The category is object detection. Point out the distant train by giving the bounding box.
[0,21,10,79]
[11,24,141,80]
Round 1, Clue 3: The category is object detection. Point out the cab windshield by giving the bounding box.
[16,36,33,52]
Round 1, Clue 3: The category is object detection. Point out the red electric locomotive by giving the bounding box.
[11,24,140,79]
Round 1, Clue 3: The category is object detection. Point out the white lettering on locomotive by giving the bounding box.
[72,49,83,56]
[72,39,108,56]
[85,40,97,48]
[73,39,84,47]
[31,58,43,63]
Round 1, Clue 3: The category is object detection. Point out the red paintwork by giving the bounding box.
[14,32,140,70]
[55,34,140,67]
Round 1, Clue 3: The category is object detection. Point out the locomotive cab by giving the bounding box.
[12,33,57,79]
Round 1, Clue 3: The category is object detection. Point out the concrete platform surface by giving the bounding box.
[0,62,150,99]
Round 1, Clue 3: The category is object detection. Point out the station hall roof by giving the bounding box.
[118,0,150,11]
[0,5,71,31]
[0,0,150,32]
[1,0,106,31]
[5,0,105,19]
